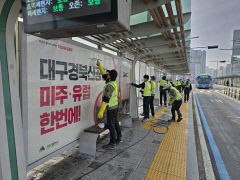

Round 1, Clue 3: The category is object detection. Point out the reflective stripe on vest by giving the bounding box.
[171,87,182,100]
[160,80,166,86]
[104,81,118,107]
[151,81,156,95]
[143,81,151,96]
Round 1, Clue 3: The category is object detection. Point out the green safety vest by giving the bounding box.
[103,81,118,107]
[151,81,156,95]
[173,82,177,87]
[143,81,151,97]
[171,87,182,100]
[185,83,191,88]
[160,80,166,86]
[177,81,181,86]
[182,81,185,85]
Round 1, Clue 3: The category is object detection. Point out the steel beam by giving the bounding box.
[101,13,191,44]
[131,0,174,15]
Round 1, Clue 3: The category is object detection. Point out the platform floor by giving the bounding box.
[28,102,191,180]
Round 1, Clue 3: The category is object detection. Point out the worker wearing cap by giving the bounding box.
[177,80,182,92]
[150,76,156,117]
[181,80,185,92]
[159,76,167,106]
[184,79,192,102]
[96,61,121,149]
[163,84,183,122]
[131,75,151,121]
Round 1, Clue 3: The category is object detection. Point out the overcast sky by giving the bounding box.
[191,0,240,68]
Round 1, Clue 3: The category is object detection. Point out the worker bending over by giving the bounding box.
[163,84,183,122]
[131,75,151,121]
[150,76,156,117]
[97,61,121,149]
[159,76,167,106]
[184,79,192,102]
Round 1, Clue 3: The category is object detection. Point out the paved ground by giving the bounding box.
[27,100,193,180]
[195,86,240,180]
[28,106,166,180]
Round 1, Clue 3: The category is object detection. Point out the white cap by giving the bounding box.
[163,84,170,90]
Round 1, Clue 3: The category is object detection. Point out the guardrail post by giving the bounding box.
[228,88,230,96]
[235,89,237,99]
[239,90,240,100]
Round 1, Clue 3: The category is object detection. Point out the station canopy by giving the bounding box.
[79,0,192,74]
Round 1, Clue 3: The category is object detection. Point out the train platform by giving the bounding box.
[27,95,198,180]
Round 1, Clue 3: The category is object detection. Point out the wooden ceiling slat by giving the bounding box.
[157,6,169,27]
[149,9,162,28]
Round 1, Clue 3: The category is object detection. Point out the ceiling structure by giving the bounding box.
[82,0,192,74]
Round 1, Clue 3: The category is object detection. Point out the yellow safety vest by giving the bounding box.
[170,87,182,100]
[103,81,118,107]
[160,80,166,86]
[151,80,156,95]
[177,81,181,86]
[186,83,191,88]
[173,82,177,87]
[143,81,151,96]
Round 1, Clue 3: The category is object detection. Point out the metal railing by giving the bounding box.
[224,87,240,100]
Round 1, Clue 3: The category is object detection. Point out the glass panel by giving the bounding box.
[72,37,98,49]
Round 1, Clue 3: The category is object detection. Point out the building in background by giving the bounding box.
[232,30,240,75]
[225,64,231,76]
[190,50,207,77]
[206,66,217,77]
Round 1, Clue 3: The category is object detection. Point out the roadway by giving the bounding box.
[195,86,240,180]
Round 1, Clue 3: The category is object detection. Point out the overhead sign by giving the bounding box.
[21,0,131,39]
[22,35,131,168]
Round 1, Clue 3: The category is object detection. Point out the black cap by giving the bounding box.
[144,74,149,80]
[162,76,166,80]
[107,69,118,81]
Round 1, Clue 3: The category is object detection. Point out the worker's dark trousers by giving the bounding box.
[182,85,185,92]
[149,96,155,116]
[160,90,167,105]
[143,96,151,119]
[107,108,122,144]
[184,89,190,102]
[171,100,182,120]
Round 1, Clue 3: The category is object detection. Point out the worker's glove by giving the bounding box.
[96,60,100,66]
[96,60,106,75]
[97,102,107,119]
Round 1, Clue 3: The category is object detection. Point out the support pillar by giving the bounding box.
[0,0,26,179]
[129,60,138,119]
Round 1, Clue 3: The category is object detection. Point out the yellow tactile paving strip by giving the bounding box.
[143,102,189,180]
[141,107,168,133]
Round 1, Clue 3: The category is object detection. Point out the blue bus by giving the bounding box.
[195,75,213,89]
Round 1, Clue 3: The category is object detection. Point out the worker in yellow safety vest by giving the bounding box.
[184,79,192,102]
[159,76,167,106]
[163,84,183,122]
[150,76,156,117]
[96,60,121,149]
[131,75,151,121]
[177,80,182,92]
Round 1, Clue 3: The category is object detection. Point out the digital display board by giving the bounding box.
[21,0,131,39]
[22,0,111,25]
